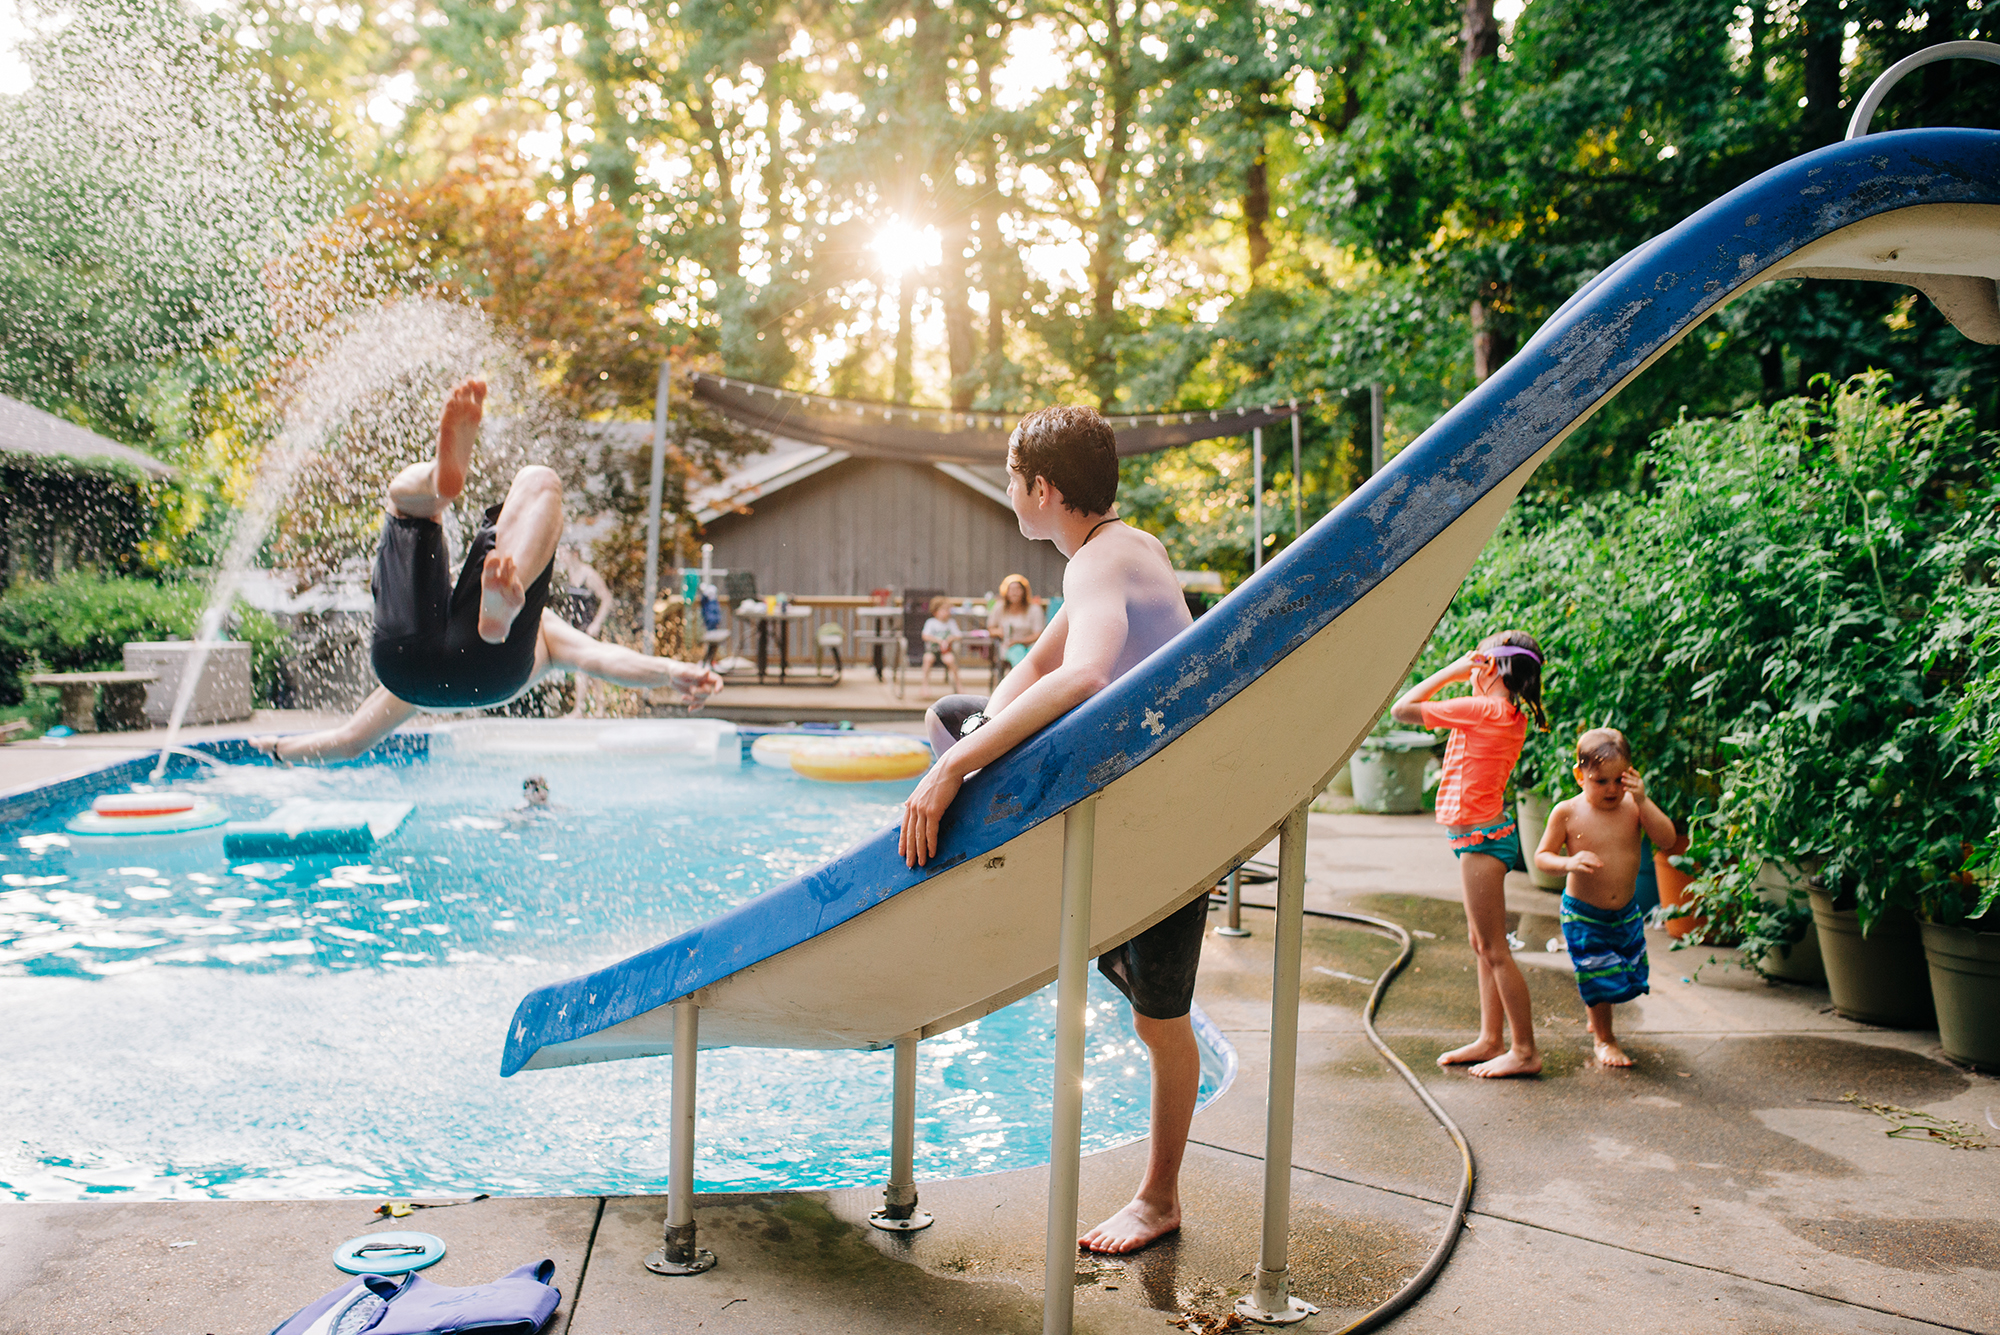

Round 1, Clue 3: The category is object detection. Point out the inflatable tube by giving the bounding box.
[749,734,817,770]
[788,735,931,783]
[67,792,228,837]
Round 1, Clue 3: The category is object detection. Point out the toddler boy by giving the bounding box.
[1534,728,1680,1068]
[920,594,963,691]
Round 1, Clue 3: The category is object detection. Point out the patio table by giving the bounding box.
[734,606,825,685]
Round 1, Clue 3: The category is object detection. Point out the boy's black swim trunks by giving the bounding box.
[931,693,1208,1022]
[370,502,554,710]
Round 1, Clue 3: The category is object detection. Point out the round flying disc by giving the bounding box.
[333,1230,446,1275]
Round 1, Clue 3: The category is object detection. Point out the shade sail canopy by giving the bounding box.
[690,374,1298,465]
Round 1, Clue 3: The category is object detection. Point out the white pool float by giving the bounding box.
[66,791,229,838]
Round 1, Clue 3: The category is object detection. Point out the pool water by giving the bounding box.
[0,738,1227,1201]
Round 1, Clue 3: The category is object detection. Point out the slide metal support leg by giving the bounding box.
[1237,802,1319,1325]
[646,999,717,1276]
[1217,867,1250,937]
[1043,796,1097,1335]
[871,1031,933,1231]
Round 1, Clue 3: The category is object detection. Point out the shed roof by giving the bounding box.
[0,393,175,479]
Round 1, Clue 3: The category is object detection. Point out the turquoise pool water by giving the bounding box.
[0,733,1226,1201]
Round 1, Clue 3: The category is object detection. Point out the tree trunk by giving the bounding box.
[942,216,978,410]
[1245,154,1270,282]
[1470,297,1515,382]
[1462,0,1507,381]
[1800,0,1843,145]
[893,270,916,404]
[1460,0,1498,79]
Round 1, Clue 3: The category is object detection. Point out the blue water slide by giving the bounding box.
[503,129,2000,1078]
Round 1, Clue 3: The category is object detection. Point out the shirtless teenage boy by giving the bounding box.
[897,404,1194,1255]
[255,379,721,764]
[1534,727,1681,1068]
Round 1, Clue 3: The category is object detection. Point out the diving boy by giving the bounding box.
[898,404,1195,1255]
[1533,728,1680,1068]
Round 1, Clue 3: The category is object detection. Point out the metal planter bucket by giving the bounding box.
[1808,887,1935,1028]
[1515,792,1565,890]
[1919,919,2000,1069]
[1754,861,1825,986]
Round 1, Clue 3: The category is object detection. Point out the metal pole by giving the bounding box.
[1370,384,1384,477]
[871,1031,934,1231]
[1251,427,1264,572]
[641,362,670,654]
[1043,796,1097,1335]
[645,999,717,1275]
[1236,802,1318,1325]
[1289,406,1302,542]
[1217,867,1250,938]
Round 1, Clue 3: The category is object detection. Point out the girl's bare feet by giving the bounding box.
[1593,1037,1635,1068]
[1079,1197,1180,1254]
[478,551,526,643]
[1468,1049,1542,1078]
[435,378,486,501]
[1438,1039,1507,1067]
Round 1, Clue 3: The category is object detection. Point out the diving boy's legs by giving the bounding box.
[388,378,485,519]
[1079,1010,1199,1254]
[478,465,564,643]
[1586,1001,1633,1067]
[1438,850,1541,1077]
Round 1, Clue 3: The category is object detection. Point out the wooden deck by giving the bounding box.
[679,665,998,724]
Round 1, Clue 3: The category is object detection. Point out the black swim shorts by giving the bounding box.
[370,503,554,710]
[929,693,1206,1021]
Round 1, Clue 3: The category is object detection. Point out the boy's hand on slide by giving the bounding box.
[1569,851,1604,874]
[899,763,961,868]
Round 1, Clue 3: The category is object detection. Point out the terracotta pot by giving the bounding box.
[1808,886,1935,1028]
[1654,848,1704,940]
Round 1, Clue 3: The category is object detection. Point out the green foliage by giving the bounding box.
[1425,374,2000,953]
[0,573,286,707]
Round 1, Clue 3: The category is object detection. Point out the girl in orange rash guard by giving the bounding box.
[1390,630,1549,1079]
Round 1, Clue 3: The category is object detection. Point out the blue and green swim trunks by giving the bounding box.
[1560,894,1650,1007]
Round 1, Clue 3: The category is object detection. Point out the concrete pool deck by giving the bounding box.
[3,806,1997,1333]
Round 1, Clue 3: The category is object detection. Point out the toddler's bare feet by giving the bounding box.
[1438,1039,1507,1067]
[1079,1198,1180,1254]
[478,551,526,643]
[1468,1049,1542,1079]
[1593,1037,1634,1068]
[435,378,486,501]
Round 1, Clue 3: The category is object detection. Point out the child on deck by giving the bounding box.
[1391,630,1548,1078]
[1534,728,1680,1068]
[920,594,963,691]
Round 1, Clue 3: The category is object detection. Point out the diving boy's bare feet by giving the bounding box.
[1468,1049,1542,1078]
[1079,1198,1180,1254]
[1593,1037,1635,1068]
[435,378,486,501]
[1438,1039,1508,1067]
[478,551,526,643]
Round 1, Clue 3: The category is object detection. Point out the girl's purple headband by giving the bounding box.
[1485,645,1542,664]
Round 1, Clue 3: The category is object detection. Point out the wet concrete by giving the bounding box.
[4,811,1997,1333]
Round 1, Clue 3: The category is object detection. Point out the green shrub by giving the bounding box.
[0,573,287,706]
[1418,372,2000,946]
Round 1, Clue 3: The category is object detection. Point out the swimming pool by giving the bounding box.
[0,724,1230,1201]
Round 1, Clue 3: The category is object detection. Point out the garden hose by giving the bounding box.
[1209,877,1475,1334]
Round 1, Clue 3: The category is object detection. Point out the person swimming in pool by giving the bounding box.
[898,403,1195,1256]
[254,379,721,765]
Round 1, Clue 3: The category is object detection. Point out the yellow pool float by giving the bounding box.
[783,734,932,783]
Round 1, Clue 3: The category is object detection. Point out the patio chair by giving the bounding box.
[852,608,907,698]
[813,621,845,680]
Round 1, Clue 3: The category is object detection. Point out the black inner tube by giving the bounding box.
[1210,875,1475,1334]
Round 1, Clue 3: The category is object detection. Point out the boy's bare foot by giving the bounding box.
[1079,1198,1180,1254]
[435,378,486,501]
[1438,1039,1507,1067]
[478,551,526,643]
[1593,1037,1635,1068]
[1468,1050,1542,1078]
